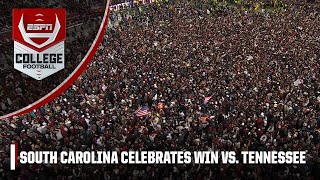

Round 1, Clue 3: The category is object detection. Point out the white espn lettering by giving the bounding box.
[27,24,53,31]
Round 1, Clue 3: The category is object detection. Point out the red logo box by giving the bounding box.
[12,8,66,52]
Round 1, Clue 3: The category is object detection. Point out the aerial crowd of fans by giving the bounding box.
[1,0,320,179]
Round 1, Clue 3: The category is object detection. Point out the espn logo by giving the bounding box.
[27,24,53,31]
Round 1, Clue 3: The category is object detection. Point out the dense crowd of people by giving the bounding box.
[1,0,320,179]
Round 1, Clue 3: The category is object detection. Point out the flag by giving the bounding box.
[135,105,149,117]
[204,96,212,104]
